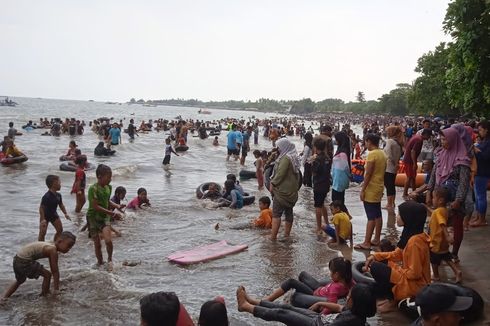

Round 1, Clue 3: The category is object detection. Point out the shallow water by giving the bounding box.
[0,98,407,325]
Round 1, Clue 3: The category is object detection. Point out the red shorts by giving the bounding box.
[405,163,417,178]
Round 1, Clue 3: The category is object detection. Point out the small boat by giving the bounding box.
[198,109,211,114]
[0,97,17,107]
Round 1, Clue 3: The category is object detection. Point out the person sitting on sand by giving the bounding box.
[236,282,376,326]
[363,201,430,313]
[2,232,76,300]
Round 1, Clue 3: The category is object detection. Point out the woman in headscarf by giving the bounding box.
[364,201,430,313]
[383,126,404,209]
[426,127,471,263]
[269,138,301,241]
[331,132,351,208]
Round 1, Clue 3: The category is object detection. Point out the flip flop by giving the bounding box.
[354,244,372,250]
[470,222,488,228]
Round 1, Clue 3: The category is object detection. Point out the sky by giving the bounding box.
[0,0,451,103]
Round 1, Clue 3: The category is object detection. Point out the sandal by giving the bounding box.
[354,244,372,250]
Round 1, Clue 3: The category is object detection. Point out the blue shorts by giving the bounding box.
[363,202,381,220]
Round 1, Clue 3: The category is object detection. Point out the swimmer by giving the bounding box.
[213,136,219,146]
[202,183,222,200]
[2,232,76,300]
[111,186,127,206]
[126,187,151,209]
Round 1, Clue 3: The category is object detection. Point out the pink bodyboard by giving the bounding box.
[168,240,248,265]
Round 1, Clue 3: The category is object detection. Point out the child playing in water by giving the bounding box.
[65,140,78,160]
[2,231,76,300]
[163,137,179,166]
[4,139,24,158]
[323,200,353,245]
[202,183,222,200]
[262,257,354,314]
[253,150,264,190]
[86,164,123,271]
[111,186,127,205]
[213,136,219,146]
[126,187,151,209]
[218,180,243,209]
[252,196,272,228]
[226,174,244,195]
[39,175,71,241]
[71,155,87,213]
[429,187,463,283]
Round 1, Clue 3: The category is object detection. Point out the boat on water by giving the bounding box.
[198,109,211,114]
[0,97,17,107]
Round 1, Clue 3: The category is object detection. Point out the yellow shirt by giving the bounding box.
[429,207,449,253]
[331,212,352,240]
[5,145,22,157]
[364,148,387,203]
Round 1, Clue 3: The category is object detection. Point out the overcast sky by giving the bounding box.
[0,0,451,102]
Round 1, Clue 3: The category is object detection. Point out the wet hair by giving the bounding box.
[328,257,352,284]
[59,231,76,243]
[478,120,490,139]
[226,174,237,183]
[75,155,87,166]
[421,128,432,137]
[379,238,395,252]
[140,292,180,326]
[95,164,112,178]
[224,180,235,192]
[137,187,147,195]
[45,175,59,188]
[434,186,450,205]
[198,299,229,326]
[258,196,271,207]
[253,149,261,157]
[364,133,380,147]
[312,137,326,151]
[349,283,376,318]
[330,200,345,211]
[115,186,126,196]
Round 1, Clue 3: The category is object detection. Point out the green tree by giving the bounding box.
[378,84,412,116]
[356,91,366,103]
[290,98,315,114]
[410,43,454,115]
[443,0,490,116]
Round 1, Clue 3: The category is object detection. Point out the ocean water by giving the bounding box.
[0,98,404,325]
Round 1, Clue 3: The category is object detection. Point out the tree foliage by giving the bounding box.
[443,0,490,116]
[356,91,366,103]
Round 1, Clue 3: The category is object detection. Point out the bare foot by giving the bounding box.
[236,286,254,313]
[455,271,463,284]
[107,261,114,272]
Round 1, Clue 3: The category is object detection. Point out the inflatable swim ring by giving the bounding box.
[196,182,223,199]
[175,145,189,152]
[351,261,376,286]
[398,283,484,323]
[239,170,256,180]
[242,195,255,206]
[59,155,73,161]
[59,162,95,172]
[1,155,28,165]
[395,173,426,188]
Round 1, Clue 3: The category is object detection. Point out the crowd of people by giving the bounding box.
[1,112,489,325]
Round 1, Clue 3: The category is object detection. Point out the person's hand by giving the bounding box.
[64,213,71,221]
[364,255,375,272]
[450,201,461,210]
[308,302,322,311]
[119,204,126,210]
[360,190,365,201]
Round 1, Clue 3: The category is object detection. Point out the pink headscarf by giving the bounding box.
[435,128,471,185]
